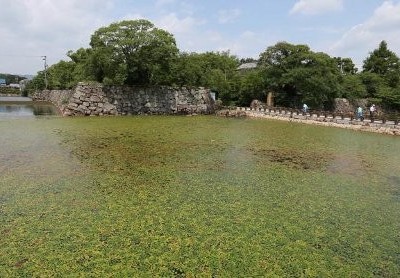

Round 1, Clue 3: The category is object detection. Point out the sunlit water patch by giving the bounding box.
[0,98,58,119]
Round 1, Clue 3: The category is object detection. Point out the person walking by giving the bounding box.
[369,104,376,118]
[302,103,308,113]
[357,106,364,121]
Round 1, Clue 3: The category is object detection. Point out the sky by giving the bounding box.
[1,0,400,75]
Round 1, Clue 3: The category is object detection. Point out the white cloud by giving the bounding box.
[206,30,270,59]
[155,0,176,7]
[121,13,146,22]
[298,26,343,34]
[218,9,241,24]
[290,0,343,15]
[0,0,112,73]
[156,13,204,34]
[330,1,400,65]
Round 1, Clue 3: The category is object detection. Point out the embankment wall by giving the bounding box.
[228,107,400,136]
[32,83,215,116]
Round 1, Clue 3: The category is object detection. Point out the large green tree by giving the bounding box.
[339,74,367,100]
[46,61,76,89]
[236,68,266,106]
[363,41,400,76]
[362,41,400,108]
[259,42,341,109]
[89,19,179,85]
[172,51,240,104]
[66,48,96,82]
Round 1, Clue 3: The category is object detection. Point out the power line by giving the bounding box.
[0,54,46,58]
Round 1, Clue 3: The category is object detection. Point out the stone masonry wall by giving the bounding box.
[31,89,74,114]
[237,107,400,136]
[32,83,215,116]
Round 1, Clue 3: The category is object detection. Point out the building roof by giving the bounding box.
[237,62,258,70]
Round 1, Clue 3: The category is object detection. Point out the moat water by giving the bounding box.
[0,97,58,118]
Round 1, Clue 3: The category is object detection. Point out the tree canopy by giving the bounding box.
[362,41,400,108]
[88,19,178,85]
[363,41,400,76]
[25,20,400,111]
[171,51,240,103]
[258,42,342,109]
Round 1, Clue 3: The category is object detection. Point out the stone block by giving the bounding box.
[73,91,85,99]
[90,95,101,102]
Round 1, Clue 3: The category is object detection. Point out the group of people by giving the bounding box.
[301,103,376,121]
[356,104,376,121]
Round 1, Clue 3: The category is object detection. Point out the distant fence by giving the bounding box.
[236,106,400,133]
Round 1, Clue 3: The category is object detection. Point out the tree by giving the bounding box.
[339,74,367,100]
[239,57,258,64]
[362,41,400,108]
[66,48,96,82]
[359,72,384,98]
[363,40,400,87]
[46,60,76,89]
[24,72,46,93]
[171,51,240,104]
[89,19,179,85]
[363,41,400,76]
[334,57,358,74]
[258,42,341,109]
[237,68,266,106]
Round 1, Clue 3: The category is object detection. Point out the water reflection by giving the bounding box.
[0,102,58,117]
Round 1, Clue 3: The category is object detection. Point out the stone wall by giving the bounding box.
[237,107,400,136]
[334,98,382,116]
[32,89,74,114]
[32,83,215,116]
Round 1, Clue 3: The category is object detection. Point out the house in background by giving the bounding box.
[9,83,20,89]
[0,78,6,86]
[237,62,258,71]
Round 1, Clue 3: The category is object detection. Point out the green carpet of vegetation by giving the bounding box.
[1,116,399,276]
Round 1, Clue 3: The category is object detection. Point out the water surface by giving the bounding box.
[0,116,399,276]
[0,97,58,118]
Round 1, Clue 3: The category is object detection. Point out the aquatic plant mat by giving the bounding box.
[1,116,399,276]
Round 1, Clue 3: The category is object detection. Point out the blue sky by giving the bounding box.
[1,0,400,74]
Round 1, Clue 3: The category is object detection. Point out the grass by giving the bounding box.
[0,116,399,277]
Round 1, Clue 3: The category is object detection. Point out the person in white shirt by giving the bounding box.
[302,103,308,113]
[369,104,376,118]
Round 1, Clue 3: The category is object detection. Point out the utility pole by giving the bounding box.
[42,55,48,89]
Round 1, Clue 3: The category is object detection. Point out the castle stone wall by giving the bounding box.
[32,83,215,116]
